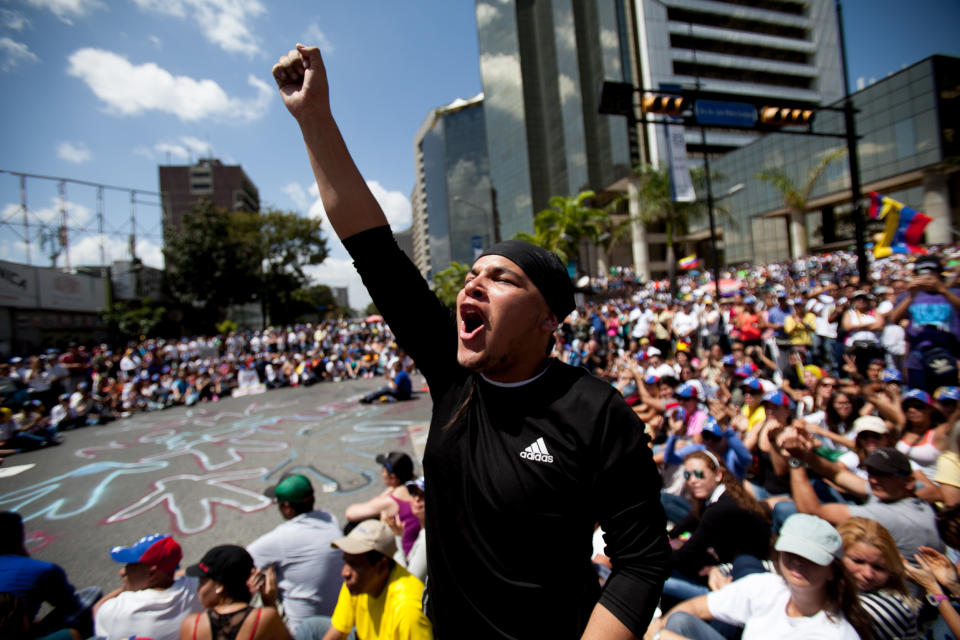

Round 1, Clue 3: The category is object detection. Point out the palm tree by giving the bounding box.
[631,163,713,292]
[514,190,608,276]
[756,148,846,259]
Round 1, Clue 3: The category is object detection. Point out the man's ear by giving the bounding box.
[540,311,559,332]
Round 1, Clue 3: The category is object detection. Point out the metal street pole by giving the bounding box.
[836,0,869,283]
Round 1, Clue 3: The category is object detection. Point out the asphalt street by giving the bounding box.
[0,376,432,597]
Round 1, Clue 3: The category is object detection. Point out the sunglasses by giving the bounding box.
[683,469,706,480]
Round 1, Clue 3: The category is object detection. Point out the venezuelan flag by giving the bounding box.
[679,254,699,270]
[868,191,931,258]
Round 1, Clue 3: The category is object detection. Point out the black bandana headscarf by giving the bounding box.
[478,240,575,321]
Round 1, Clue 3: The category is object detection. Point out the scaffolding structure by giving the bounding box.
[0,169,163,271]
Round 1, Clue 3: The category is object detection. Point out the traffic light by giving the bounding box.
[759,106,815,126]
[642,95,689,117]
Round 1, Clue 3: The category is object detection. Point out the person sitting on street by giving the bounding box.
[322,519,432,640]
[344,452,421,558]
[359,361,412,404]
[93,533,202,640]
[180,545,290,640]
[248,474,343,637]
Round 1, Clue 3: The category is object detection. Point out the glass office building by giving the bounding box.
[412,95,495,280]
[475,0,634,240]
[705,55,960,266]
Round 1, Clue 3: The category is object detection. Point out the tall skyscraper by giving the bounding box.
[412,94,495,280]
[635,0,844,166]
[475,0,634,240]
[474,0,846,276]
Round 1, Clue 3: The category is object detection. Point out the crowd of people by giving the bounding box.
[0,319,415,460]
[4,38,960,638]
[3,245,960,638]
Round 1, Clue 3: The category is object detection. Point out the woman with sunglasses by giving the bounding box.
[659,450,770,611]
[896,389,950,486]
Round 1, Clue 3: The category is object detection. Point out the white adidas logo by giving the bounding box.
[519,437,554,463]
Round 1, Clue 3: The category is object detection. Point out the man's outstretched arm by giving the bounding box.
[273,44,388,240]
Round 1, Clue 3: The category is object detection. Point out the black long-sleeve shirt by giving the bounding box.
[345,226,669,639]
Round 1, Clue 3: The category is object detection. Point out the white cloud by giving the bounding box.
[301,22,334,53]
[179,136,212,156]
[281,182,309,212]
[153,142,190,161]
[63,234,164,269]
[26,0,104,24]
[67,48,273,122]
[148,35,162,49]
[0,37,39,71]
[368,181,412,231]
[304,258,370,311]
[2,196,93,228]
[132,0,265,56]
[57,141,92,164]
[0,9,30,30]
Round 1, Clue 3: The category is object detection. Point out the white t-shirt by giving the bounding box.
[246,510,343,630]
[706,572,859,640]
[94,576,202,640]
[672,310,699,338]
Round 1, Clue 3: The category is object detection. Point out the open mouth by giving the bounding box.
[459,305,486,340]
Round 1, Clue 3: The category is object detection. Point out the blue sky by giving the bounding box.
[0,0,957,310]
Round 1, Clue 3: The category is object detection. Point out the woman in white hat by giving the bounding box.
[645,513,870,640]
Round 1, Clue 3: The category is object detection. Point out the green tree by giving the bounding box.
[163,201,328,329]
[431,261,471,309]
[101,298,167,341]
[163,200,262,327]
[756,148,846,259]
[514,190,607,274]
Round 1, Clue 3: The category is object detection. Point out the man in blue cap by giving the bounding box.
[273,44,668,640]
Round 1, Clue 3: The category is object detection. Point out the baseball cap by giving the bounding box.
[109,534,182,574]
[376,452,414,482]
[934,386,960,402]
[774,514,842,566]
[740,376,764,392]
[763,389,795,410]
[733,365,754,379]
[331,519,397,557]
[901,388,933,407]
[675,382,699,399]
[743,295,756,305]
[185,545,255,586]
[849,415,888,439]
[700,416,724,438]
[405,475,425,493]
[914,255,942,276]
[881,368,903,383]
[643,374,659,385]
[645,346,662,358]
[721,354,736,366]
[862,447,912,477]
[264,474,314,503]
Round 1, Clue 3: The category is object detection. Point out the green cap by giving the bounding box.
[265,474,314,503]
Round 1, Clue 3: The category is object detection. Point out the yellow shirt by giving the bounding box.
[330,563,433,640]
[934,451,960,489]
[741,404,766,432]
